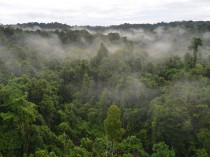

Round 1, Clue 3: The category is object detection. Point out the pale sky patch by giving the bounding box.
[0,0,209,26]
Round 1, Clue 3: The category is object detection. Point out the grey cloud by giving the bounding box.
[0,0,209,25]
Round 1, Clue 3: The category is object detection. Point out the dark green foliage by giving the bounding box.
[195,148,209,157]
[17,22,71,30]
[0,23,210,157]
[58,29,94,44]
[91,43,109,67]
[108,32,120,41]
[82,21,210,32]
[188,37,203,67]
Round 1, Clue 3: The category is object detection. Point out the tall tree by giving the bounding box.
[188,37,203,68]
[91,43,109,67]
[104,104,125,156]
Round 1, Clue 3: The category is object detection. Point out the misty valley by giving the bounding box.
[0,21,210,157]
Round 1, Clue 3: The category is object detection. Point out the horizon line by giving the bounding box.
[2,20,210,27]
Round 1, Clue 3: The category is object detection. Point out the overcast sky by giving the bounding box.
[0,0,210,26]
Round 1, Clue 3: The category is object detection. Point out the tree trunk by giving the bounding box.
[106,138,108,157]
[193,50,197,68]
[111,141,114,157]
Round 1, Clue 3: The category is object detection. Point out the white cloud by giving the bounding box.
[0,0,209,25]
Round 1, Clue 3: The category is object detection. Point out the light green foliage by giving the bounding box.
[49,151,58,157]
[70,146,92,157]
[28,78,56,125]
[152,142,175,157]
[34,149,49,157]
[104,104,125,142]
[116,136,149,157]
[104,104,125,156]
[59,122,71,133]
[190,63,204,76]
[122,153,133,157]
[80,138,93,152]
[0,76,37,156]
[92,138,107,157]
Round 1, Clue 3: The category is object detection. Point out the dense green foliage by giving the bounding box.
[0,21,210,157]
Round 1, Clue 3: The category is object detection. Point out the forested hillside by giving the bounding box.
[0,21,210,157]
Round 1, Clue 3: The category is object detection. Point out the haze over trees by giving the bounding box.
[0,21,210,157]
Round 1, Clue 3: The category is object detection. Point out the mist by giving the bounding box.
[1,21,210,156]
[1,23,210,83]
